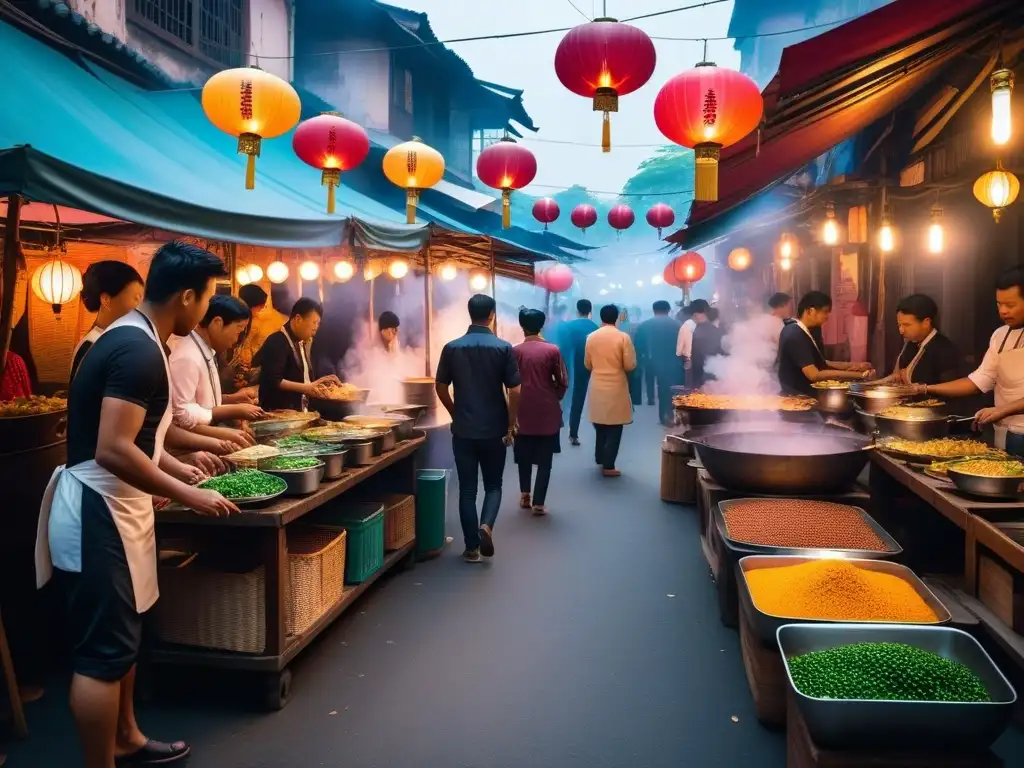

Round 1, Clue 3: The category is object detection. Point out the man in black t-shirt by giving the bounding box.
[874,293,960,385]
[777,291,875,396]
[40,241,238,768]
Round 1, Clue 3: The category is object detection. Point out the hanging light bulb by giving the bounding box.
[779,234,793,259]
[927,204,944,254]
[879,206,895,254]
[334,259,354,282]
[235,266,253,286]
[364,261,383,281]
[299,260,320,281]
[246,264,264,283]
[991,67,1014,147]
[388,257,409,279]
[822,203,839,246]
[469,269,490,291]
[438,261,458,281]
[267,261,290,284]
[32,249,83,316]
[779,256,792,271]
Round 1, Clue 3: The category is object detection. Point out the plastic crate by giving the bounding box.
[311,502,385,584]
[415,469,448,555]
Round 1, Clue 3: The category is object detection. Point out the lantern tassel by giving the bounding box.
[245,154,256,190]
[322,169,342,215]
[501,189,511,229]
[327,183,336,215]
[237,133,262,191]
[406,189,419,225]
[694,144,721,203]
[602,112,611,153]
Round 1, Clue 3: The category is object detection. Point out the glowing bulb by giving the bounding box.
[713,292,719,302]
[879,221,895,254]
[439,262,457,281]
[651,275,664,285]
[989,174,1014,206]
[235,267,253,286]
[334,260,354,282]
[685,265,695,279]
[928,205,944,254]
[780,238,793,259]
[299,260,320,281]
[599,288,609,296]
[823,218,839,246]
[388,258,409,279]
[266,261,289,284]
[779,256,792,271]
[469,270,489,291]
[598,71,612,88]
[991,68,1014,147]
[364,262,382,281]
[246,264,264,283]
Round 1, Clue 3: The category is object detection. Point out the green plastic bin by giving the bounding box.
[312,502,384,584]
[415,470,448,556]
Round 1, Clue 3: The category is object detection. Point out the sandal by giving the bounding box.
[531,505,549,516]
[115,740,191,766]
[519,492,532,509]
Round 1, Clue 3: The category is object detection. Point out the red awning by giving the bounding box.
[669,0,1012,247]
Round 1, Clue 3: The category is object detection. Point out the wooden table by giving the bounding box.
[152,435,424,709]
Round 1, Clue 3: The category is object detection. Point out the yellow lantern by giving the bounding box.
[333,259,355,282]
[727,247,751,271]
[974,162,1020,222]
[438,261,458,281]
[299,261,320,281]
[266,260,290,284]
[32,251,83,315]
[382,136,445,224]
[202,66,301,190]
[388,257,409,279]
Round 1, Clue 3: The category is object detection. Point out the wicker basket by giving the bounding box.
[381,494,415,551]
[285,526,347,637]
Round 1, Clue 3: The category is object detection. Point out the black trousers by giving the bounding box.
[569,371,590,439]
[594,424,624,470]
[643,361,655,404]
[518,460,552,506]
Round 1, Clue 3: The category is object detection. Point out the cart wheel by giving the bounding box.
[263,668,292,711]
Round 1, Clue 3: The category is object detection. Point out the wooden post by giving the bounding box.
[489,240,497,336]
[0,195,24,383]
[368,271,376,342]
[423,247,433,377]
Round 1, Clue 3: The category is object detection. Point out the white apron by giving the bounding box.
[895,329,937,384]
[190,330,224,410]
[993,327,1024,450]
[278,328,312,411]
[35,310,173,613]
[70,325,104,373]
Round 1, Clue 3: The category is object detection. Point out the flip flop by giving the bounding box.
[116,740,191,766]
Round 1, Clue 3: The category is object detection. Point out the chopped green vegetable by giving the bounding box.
[199,470,286,499]
[788,642,990,702]
[275,435,313,448]
[263,456,321,470]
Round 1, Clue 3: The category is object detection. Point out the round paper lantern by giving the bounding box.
[469,269,490,292]
[974,162,1020,222]
[654,62,763,202]
[202,66,301,190]
[382,136,445,224]
[728,247,751,271]
[334,260,355,282]
[438,261,457,281]
[235,266,253,286]
[299,261,320,281]
[266,260,289,284]
[388,257,409,279]
[532,198,560,230]
[570,203,598,234]
[665,252,706,286]
[645,203,675,237]
[476,138,538,229]
[554,19,656,152]
[544,264,574,294]
[32,252,82,315]
[246,264,264,283]
[607,204,635,237]
[292,112,370,214]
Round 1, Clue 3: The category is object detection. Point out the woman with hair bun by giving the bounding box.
[70,261,144,380]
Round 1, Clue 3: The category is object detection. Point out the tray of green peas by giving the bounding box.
[198,469,288,505]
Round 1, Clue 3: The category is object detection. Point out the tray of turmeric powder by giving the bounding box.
[737,556,950,644]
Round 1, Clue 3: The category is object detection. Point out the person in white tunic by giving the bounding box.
[71,261,144,380]
[912,266,1024,456]
[36,242,239,768]
[169,294,264,446]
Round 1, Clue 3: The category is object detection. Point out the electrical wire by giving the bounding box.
[527,183,694,197]
[651,16,858,43]
[563,0,592,21]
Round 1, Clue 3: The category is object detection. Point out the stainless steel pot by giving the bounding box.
[401,378,438,409]
[946,466,1024,500]
[813,386,850,414]
[347,441,374,466]
[377,429,397,453]
[262,462,324,496]
[855,408,974,441]
[314,447,347,480]
[343,414,414,440]
[670,425,873,495]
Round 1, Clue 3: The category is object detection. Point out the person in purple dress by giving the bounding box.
[512,308,568,516]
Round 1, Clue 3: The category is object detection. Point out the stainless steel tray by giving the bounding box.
[776,623,1016,750]
[737,555,950,645]
[716,499,902,559]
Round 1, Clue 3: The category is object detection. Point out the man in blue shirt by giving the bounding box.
[435,294,522,563]
[559,299,599,446]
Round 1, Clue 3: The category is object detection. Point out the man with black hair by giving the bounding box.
[559,298,598,446]
[765,292,794,363]
[777,291,874,395]
[870,294,959,386]
[585,304,637,476]
[691,307,725,388]
[258,298,340,412]
[676,299,710,385]
[378,310,400,353]
[636,300,682,425]
[170,295,264,443]
[435,294,522,562]
[72,261,145,380]
[36,241,240,768]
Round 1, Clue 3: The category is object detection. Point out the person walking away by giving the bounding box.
[560,299,598,446]
[35,241,239,768]
[512,308,568,516]
[871,293,960,386]
[691,307,725,388]
[435,294,522,562]
[631,305,655,406]
[618,307,644,407]
[585,304,638,477]
[677,299,710,387]
[777,291,874,395]
[637,301,681,426]
[257,298,340,412]
[72,262,145,380]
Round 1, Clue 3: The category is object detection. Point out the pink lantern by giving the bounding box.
[545,264,574,293]
[607,203,635,237]
[534,268,550,289]
[646,203,675,237]
[532,197,561,230]
[570,203,598,234]
[292,112,370,213]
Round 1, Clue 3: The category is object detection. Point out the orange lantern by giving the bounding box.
[202,66,301,190]
[664,252,706,287]
[382,137,445,224]
[974,161,1020,222]
[727,247,751,271]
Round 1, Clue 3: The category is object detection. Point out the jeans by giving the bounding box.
[518,459,552,506]
[452,436,507,551]
[569,371,590,439]
[594,424,624,470]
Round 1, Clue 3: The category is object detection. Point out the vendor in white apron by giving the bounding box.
[70,260,144,380]
[35,242,238,767]
[874,294,961,387]
[256,297,339,411]
[913,267,1024,455]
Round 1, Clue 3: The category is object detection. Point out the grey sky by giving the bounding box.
[398,0,739,197]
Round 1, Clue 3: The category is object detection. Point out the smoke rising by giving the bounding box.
[704,311,783,396]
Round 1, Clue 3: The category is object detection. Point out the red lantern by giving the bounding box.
[554,19,656,152]
[646,203,675,237]
[534,268,549,289]
[476,137,538,229]
[607,203,634,237]
[665,252,707,286]
[654,63,763,202]
[532,197,560,230]
[570,203,598,234]
[545,264,574,294]
[292,112,370,214]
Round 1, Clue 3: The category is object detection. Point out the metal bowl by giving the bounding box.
[347,441,375,466]
[777,623,1016,750]
[946,466,1024,500]
[312,446,347,480]
[855,408,965,441]
[737,556,949,645]
[812,386,851,414]
[848,384,916,414]
[259,459,324,496]
[343,414,414,440]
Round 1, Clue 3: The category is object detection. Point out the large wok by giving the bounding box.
[671,424,873,495]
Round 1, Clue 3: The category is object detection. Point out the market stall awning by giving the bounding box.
[668,0,1014,249]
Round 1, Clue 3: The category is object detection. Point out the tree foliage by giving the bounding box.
[620,145,694,223]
